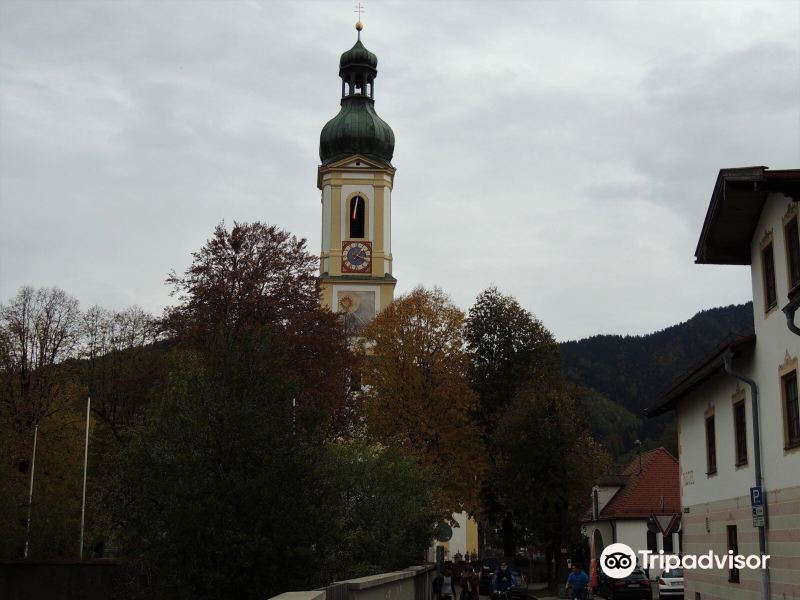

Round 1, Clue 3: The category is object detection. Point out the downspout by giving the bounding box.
[723,352,769,600]
[782,293,800,336]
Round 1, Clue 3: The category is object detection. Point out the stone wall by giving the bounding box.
[271,565,437,600]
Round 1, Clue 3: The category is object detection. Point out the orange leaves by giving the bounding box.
[361,287,488,516]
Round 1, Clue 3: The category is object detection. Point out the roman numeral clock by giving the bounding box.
[316,20,396,333]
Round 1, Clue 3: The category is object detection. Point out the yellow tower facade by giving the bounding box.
[317,25,396,331]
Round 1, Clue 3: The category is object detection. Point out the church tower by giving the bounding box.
[317,21,396,332]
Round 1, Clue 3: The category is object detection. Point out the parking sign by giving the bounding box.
[750,486,764,507]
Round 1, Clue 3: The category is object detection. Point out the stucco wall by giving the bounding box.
[430,511,478,560]
[681,485,800,600]
[675,191,800,600]
[596,486,620,514]
[615,520,648,560]
[677,194,800,508]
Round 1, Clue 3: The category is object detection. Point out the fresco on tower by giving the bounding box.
[337,290,376,333]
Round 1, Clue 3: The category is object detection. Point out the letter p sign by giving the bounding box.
[750,486,763,507]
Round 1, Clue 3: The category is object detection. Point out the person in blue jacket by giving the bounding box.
[492,561,517,595]
[565,563,589,600]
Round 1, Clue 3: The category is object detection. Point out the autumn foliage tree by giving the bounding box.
[164,221,357,435]
[361,286,488,516]
[110,222,436,599]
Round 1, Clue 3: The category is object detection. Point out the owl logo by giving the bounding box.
[600,543,637,578]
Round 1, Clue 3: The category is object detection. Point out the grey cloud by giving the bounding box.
[1,0,797,341]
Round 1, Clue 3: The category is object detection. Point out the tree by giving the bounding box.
[106,221,435,598]
[316,441,438,582]
[0,286,86,559]
[113,328,330,599]
[464,287,609,581]
[570,385,642,460]
[164,221,358,437]
[464,287,562,552]
[494,386,609,588]
[164,222,319,344]
[115,328,435,599]
[465,286,561,431]
[361,286,488,516]
[78,305,167,559]
[82,305,163,441]
[1,286,82,422]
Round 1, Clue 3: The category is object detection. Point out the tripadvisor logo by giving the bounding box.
[599,543,770,578]
[600,543,638,578]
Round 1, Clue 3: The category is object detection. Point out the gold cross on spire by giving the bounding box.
[354,2,364,37]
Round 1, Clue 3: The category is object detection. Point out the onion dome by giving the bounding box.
[319,23,394,166]
[339,39,377,71]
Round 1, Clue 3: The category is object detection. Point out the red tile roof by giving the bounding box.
[596,447,680,520]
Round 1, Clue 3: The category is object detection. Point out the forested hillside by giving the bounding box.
[560,303,754,458]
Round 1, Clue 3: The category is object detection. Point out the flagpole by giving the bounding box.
[79,396,90,560]
[23,424,38,559]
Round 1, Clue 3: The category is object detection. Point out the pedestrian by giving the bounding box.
[460,566,479,600]
[433,565,457,600]
[491,561,517,598]
[565,562,589,600]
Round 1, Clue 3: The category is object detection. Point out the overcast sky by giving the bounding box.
[1,0,798,341]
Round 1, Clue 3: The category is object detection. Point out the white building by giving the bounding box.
[582,448,681,585]
[428,513,479,563]
[647,167,800,600]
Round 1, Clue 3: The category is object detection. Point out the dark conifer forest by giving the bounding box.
[560,302,754,460]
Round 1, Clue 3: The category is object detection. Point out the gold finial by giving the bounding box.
[354,3,364,36]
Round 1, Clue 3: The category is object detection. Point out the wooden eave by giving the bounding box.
[694,167,800,265]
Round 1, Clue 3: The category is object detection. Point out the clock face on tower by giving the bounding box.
[342,241,372,273]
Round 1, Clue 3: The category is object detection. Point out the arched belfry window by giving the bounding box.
[350,196,365,238]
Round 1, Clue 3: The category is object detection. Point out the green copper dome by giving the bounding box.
[339,39,377,71]
[320,97,394,165]
[320,35,394,166]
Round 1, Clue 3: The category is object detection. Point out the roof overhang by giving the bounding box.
[582,515,671,523]
[695,167,800,265]
[645,334,756,418]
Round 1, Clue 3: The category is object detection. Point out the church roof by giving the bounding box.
[585,448,681,521]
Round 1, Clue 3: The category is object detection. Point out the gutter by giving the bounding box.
[723,352,769,600]
[782,292,800,337]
